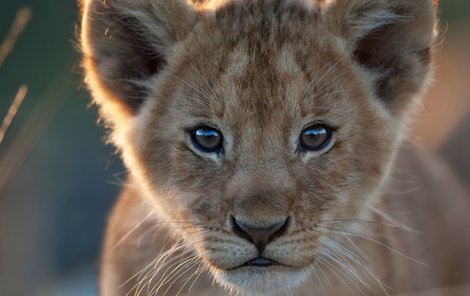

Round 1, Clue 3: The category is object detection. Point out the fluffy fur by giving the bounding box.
[79,0,450,295]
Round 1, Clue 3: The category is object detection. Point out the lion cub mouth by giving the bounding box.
[244,257,278,267]
[230,257,280,270]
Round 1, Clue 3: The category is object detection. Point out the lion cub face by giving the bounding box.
[81,0,437,293]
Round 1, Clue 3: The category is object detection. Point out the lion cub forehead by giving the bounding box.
[176,32,351,127]
[276,46,305,76]
[168,0,357,126]
[224,45,251,79]
[195,0,320,12]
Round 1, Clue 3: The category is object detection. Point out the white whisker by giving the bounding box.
[318,225,426,266]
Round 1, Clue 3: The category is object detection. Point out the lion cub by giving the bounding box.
[80,0,469,295]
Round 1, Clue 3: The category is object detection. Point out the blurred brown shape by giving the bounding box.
[395,283,470,296]
[412,23,470,151]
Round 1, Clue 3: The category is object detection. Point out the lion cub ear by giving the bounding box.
[324,0,438,115]
[81,0,196,123]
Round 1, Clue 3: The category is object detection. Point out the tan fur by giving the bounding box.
[79,0,470,295]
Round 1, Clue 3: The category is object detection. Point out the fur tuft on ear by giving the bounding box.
[325,0,439,115]
[80,0,197,125]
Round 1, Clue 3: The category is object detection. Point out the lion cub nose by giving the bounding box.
[230,215,290,251]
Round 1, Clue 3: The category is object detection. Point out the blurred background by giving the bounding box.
[0,1,469,295]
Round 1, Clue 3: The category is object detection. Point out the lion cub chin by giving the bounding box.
[79,0,450,295]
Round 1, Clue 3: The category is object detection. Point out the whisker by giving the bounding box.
[138,251,192,296]
[309,261,327,295]
[317,225,426,265]
[150,245,215,296]
[328,247,370,289]
[123,242,186,295]
[384,186,423,195]
[166,73,213,102]
[111,211,157,250]
[176,261,204,296]
[322,237,387,295]
[316,258,332,288]
[157,256,199,296]
[368,205,421,233]
[316,254,360,296]
[318,218,413,232]
[301,56,348,102]
[339,240,389,294]
[181,54,223,102]
[320,247,370,293]
[137,239,213,295]
[314,228,390,294]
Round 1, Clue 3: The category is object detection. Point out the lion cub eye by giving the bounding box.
[191,127,224,153]
[299,124,333,152]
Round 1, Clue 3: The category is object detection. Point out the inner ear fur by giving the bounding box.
[80,0,197,123]
[325,0,439,115]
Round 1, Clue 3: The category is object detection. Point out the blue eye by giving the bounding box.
[191,127,224,153]
[299,124,332,152]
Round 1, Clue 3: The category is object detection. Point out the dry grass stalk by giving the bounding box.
[0,85,28,145]
[0,7,32,67]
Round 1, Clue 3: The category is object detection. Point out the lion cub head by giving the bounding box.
[81,0,437,293]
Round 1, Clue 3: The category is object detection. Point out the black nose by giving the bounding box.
[230,215,290,251]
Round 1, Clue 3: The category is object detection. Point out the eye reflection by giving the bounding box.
[191,127,224,153]
[299,124,332,152]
